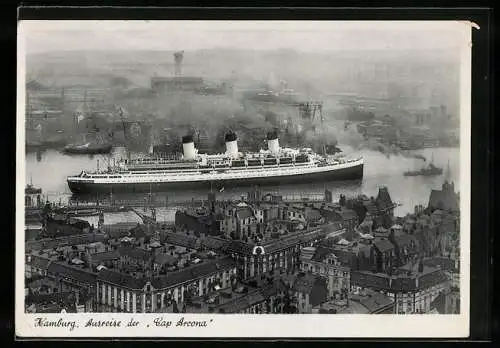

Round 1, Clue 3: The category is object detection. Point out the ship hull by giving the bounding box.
[62,145,113,155]
[68,163,364,194]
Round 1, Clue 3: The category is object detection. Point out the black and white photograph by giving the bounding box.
[16,20,471,338]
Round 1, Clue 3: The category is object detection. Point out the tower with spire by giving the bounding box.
[427,159,459,213]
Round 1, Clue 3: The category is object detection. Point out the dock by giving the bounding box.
[67,192,329,210]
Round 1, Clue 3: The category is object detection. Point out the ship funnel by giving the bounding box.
[182,135,196,160]
[267,130,280,155]
[225,132,239,158]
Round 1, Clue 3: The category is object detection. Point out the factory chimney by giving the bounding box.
[266,130,280,155]
[182,135,196,160]
[225,132,239,158]
[174,51,184,77]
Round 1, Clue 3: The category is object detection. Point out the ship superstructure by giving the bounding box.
[67,131,364,194]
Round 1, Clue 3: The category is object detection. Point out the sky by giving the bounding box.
[20,20,470,54]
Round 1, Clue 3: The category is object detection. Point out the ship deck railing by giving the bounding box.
[78,158,363,178]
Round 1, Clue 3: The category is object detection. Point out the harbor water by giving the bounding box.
[25,146,460,224]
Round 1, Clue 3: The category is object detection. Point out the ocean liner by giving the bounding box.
[67,131,364,194]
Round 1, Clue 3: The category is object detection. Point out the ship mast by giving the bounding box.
[118,106,131,160]
[83,89,88,143]
[444,159,452,181]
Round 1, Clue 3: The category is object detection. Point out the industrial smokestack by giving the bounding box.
[182,135,196,160]
[174,51,184,77]
[267,130,280,155]
[225,132,239,158]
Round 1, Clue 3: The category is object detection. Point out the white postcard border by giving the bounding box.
[16,20,472,338]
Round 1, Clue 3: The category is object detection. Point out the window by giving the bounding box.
[136,294,142,310]
[124,292,129,309]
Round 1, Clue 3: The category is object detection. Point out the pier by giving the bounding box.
[67,191,329,210]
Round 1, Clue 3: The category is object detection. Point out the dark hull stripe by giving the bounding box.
[68,163,364,194]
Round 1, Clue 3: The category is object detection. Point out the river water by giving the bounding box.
[25,146,460,224]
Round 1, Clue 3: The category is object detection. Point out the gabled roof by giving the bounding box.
[154,254,177,266]
[152,257,236,290]
[162,232,198,249]
[224,241,254,255]
[428,187,459,212]
[97,269,146,290]
[90,251,120,262]
[27,255,52,270]
[292,273,326,294]
[350,290,394,313]
[335,208,359,221]
[117,246,154,262]
[333,248,358,266]
[422,257,458,273]
[215,290,266,313]
[310,246,335,263]
[351,271,391,291]
[430,292,446,314]
[300,247,317,261]
[391,277,417,292]
[418,269,449,289]
[374,239,394,253]
[47,262,98,285]
[202,237,231,252]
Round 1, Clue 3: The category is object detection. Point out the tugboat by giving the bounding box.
[403,154,443,177]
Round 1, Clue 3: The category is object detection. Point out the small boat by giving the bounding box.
[404,163,443,177]
[62,142,113,155]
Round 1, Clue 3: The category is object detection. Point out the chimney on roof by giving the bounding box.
[418,260,424,273]
[339,194,346,207]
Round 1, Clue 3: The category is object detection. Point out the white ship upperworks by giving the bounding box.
[67,131,364,194]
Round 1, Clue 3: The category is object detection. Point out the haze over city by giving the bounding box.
[22,20,466,53]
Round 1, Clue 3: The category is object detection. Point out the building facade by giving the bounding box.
[96,257,237,313]
[351,266,450,314]
[300,246,351,299]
